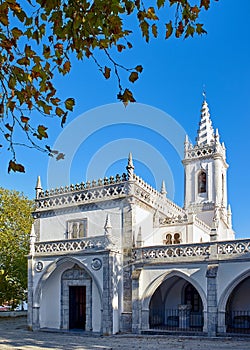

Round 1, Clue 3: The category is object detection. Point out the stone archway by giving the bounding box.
[32,257,102,331]
[218,270,250,334]
[149,276,204,331]
[225,276,250,334]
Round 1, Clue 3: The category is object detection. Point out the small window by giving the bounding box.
[173,233,181,244]
[198,171,206,193]
[164,233,172,245]
[67,219,87,239]
[163,233,181,245]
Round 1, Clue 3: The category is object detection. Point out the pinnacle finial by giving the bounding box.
[126,152,134,179]
[202,84,206,102]
[161,180,167,196]
[196,98,215,146]
[104,214,112,234]
[35,176,42,199]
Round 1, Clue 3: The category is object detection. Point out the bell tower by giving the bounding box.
[182,97,234,240]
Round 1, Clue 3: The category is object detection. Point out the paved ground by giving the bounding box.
[0,317,250,350]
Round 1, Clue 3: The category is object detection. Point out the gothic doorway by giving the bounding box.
[69,286,86,329]
[61,265,92,330]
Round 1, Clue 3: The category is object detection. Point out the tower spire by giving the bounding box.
[196,99,215,146]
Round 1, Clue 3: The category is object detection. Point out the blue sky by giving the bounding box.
[1,0,250,238]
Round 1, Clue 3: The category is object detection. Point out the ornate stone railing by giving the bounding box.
[34,235,112,255]
[184,143,226,161]
[35,171,186,220]
[36,174,128,210]
[132,239,250,264]
[133,174,185,217]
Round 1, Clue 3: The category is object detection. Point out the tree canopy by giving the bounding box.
[0,187,33,309]
[0,0,218,172]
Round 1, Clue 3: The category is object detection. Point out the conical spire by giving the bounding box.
[35,176,43,199]
[104,214,112,235]
[196,100,215,146]
[160,180,167,196]
[126,152,134,180]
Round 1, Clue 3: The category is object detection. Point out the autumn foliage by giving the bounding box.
[0,0,218,172]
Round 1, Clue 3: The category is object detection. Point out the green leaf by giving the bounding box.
[64,98,75,111]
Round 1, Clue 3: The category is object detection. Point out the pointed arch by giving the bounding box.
[218,269,250,312]
[33,256,102,307]
[141,269,207,312]
[198,170,207,194]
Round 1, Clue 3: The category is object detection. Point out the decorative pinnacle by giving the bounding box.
[160,180,167,196]
[196,99,215,146]
[126,152,134,180]
[35,176,43,199]
[104,214,112,234]
[202,84,206,102]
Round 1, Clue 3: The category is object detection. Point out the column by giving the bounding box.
[132,269,141,334]
[206,264,218,337]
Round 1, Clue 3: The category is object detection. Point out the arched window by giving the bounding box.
[165,234,172,245]
[198,171,206,193]
[173,233,181,244]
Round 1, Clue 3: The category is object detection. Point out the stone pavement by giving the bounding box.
[0,317,250,350]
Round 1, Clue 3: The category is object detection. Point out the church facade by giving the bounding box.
[28,101,250,336]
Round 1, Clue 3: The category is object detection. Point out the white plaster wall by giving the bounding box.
[92,282,102,331]
[112,253,123,334]
[192,224,210,243]
[133,205,153,244]
[40,263,67,328]
[39,205,122,241]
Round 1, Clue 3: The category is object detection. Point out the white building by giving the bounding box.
[28,100,250,336]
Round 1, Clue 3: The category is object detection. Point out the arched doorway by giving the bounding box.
[226,276,250,334]
[149,276,204,331]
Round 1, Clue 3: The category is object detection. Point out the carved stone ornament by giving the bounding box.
[91,258,102,271]
[35,261,44,272]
